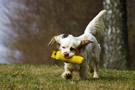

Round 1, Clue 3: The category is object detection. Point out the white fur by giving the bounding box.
[49,10,106,80]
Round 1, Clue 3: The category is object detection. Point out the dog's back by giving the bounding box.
[77,10,106,61]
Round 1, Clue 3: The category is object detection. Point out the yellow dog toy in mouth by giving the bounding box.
[51,51,84,64]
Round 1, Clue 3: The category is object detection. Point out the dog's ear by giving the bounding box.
[80,40,93,46]
[48,34,63,46]
[48,37,57,46]
[78,40,93,49]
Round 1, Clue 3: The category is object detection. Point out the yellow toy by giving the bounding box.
[51,51,84,64]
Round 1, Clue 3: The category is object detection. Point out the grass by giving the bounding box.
[0,64,135,90]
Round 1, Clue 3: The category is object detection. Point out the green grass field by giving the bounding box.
[0,64,135,90]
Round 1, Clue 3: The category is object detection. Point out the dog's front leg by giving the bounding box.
[62,63,72,79]
[79,62,88,80]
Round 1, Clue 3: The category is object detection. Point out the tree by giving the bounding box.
[103,0,130,69]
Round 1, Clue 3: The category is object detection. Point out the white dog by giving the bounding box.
[49,10,106,80]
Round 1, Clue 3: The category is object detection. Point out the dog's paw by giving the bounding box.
[62,71,72,79]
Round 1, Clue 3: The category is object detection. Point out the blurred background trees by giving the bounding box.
[0,0,135,69]
[3,0,102,65]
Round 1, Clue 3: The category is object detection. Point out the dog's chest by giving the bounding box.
[66,63,80,71]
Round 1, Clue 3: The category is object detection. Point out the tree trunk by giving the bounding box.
[103,0,130,69]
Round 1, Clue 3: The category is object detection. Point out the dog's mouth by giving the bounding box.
[64,56,72,63]
[64,56,72,59]
[62,53,74,59]
[63,54,73,59]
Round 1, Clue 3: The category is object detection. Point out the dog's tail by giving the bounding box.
[84,10,106,35]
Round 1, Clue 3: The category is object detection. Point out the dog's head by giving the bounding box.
[48,34,93,58]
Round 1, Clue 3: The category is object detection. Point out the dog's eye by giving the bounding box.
[62,46,65,49]
[70,47,75,51]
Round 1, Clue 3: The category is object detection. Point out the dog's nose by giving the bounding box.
[64,52,69,57]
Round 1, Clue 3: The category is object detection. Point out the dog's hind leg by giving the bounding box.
[93,61,99,78]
